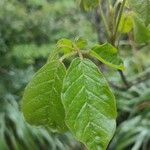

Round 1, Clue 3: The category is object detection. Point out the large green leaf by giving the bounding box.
[62,58,117,150]
[90,43,124,70]
[22,60,67,132]
[133,17,150,43]
[128,0,150,25]
[76,0,99,11]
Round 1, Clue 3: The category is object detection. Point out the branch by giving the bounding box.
[113,0,127,41]
[110,82,128,91]
[118,70,131,88]
[98,1,111,38]
[93,0,130,88]
[110,68,150,91]
[59,51,77,62]
[136,101,150,110]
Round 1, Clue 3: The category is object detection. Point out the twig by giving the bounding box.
[73,43,84,60]
[98,1,111,38]
[113,0,127,41]
[94,0,130,88]
[110,82,128,91]
[136,101,150,110]
[78,49,84,60]
[110,0,130,87]
[118,70,131,88]
[59,51,77,62]
[110,69,150,91]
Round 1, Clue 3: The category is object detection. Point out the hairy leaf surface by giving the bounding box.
[22,60,67,132]
[62,58,117,150]
[90,43,124,70]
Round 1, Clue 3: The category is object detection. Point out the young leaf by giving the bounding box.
[128,0,150,25]
[118,12,133,33]
[47,49,59,63]
[22,60,67,132]
[90,43,124,70]
[133,17,150,43]
[75,37,87,49]
[57,38,73,54]
[62,58,117,150]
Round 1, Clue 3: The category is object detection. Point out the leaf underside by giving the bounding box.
[22,60,67,132]
[62,58,117,150]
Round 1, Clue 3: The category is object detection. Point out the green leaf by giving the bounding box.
[62,58,117,150]
[118,12,133,33]
[47,49,59,63]
[133,17,150,43]
[76,0,99,11]
[57,38,73,54]
[128,0,150,25]
[22,60,67,132]
[75,37,87,49]
[90,43,124,70]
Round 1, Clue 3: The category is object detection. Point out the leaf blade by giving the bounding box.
[90,43,124,70]
[62,58,117,150]
[22,60,67,132]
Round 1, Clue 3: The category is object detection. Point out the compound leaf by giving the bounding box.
[90,43,124,70]
[22,59,67,132]
[62,58,117,150]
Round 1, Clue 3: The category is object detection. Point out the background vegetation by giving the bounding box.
[0,0,149,149]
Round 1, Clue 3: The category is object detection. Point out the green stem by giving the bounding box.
[98,2,111,37]
[59,51,77,62]
[58,45,76,51]
[106,0,111,16]
[113,0,127,42]
[118,70,130,88]
[109,0,129,87]
[59,50,90,62]
[77,48,84,60]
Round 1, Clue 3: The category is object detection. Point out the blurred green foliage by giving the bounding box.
[0,0,93,149]
[0,0,150,149]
